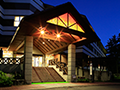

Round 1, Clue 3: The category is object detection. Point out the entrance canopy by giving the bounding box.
[8,2,100,54]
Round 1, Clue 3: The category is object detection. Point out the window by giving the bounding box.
[47,13,85,33]
[14,16,24,27]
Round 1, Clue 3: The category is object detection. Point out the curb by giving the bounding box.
[29,83,120,90]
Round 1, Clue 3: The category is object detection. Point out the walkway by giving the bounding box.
[0,82,120,90]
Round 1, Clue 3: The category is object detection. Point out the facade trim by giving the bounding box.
[76,46,97,57]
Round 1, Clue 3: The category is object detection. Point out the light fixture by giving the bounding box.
[57,34,60,38]
[38,27,45,35]
[43,42,45,44]
[40,30,45,35]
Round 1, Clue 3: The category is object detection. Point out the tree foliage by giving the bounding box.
[105,33,120,73]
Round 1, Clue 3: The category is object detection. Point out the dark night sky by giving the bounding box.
[42,0,120,47]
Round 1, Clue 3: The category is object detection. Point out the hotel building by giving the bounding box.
[0,0,107,83]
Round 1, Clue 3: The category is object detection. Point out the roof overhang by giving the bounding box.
[8,2,100,54]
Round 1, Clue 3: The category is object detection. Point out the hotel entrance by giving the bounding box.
[32,56,43,67]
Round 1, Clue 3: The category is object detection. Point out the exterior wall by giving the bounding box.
[75,41,106,82]
[76,67,111,81]
[54,54,60,62]
[76,42,106,58]
[54,54,67,64]
[61,55,67,64]
[0,0,44,36]
[101,71,110,81]
[84,70,89,79]
[66,41,106,60]
[0,57,22,74]
[0,64,21,73]
[92,42,106,57]
[78,68,83,77]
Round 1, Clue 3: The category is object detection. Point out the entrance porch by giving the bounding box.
[7,2,100,84]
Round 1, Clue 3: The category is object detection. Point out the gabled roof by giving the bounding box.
[8,2,100,54]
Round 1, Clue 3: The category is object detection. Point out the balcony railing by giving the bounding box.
[0,58,21,64]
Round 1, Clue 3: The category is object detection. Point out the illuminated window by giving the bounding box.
[59,13,67,26]
[14,16,24,27]
[47,17,57,25]
[32,56,43,67]
[3,50,13,57]
[47,13,85,33]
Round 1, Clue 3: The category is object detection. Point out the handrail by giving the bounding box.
[49,59,68,75]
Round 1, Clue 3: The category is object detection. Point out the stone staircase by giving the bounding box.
[32,67,65,82]
[48,65,67,81]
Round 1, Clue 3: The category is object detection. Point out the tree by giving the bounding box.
[105,33,120,73]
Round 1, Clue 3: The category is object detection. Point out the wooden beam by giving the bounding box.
[60,42,68,46]
[39,38,53,51]
[44,39,56,50]
[46,44,69,54]
[49,40,59,49]
[16,41,24,51]
[69,34,76,41]
[34,39,49,53]
[34,40,46,54]
[33,43,45,54]
[60,37,71,43]
[61,32,74,42]
[37,39,50,52]
[72,37,86,44]
[54,41,62,47]
[33,34,57,41]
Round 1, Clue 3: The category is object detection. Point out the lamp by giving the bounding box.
[57,34,60,38]
[40,30,45,35]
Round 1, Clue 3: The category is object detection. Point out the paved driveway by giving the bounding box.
[0,82,120,90]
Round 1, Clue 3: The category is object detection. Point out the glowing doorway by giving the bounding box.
[32,56,43,67]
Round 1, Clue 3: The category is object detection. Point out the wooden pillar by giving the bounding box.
[24,36,33,84]
[67,44,76,82]
[60,54,61,63]
[13,51,17,58]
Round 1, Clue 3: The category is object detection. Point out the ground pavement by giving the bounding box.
[0,82,120,90]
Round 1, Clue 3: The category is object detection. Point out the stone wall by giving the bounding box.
[101,71,110,81]
[76,67,111,81]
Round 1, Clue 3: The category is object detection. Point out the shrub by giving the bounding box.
[0,71,14,87]
[77,78,89,82]
[13,72,22,79]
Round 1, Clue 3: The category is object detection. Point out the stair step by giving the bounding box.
[48,65,67,81]
[32,67,65,82]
